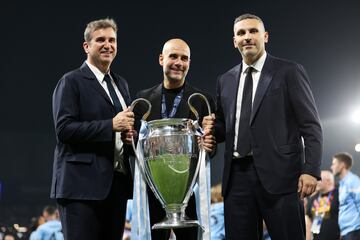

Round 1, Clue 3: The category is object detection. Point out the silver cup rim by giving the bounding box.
[147,118,191,127]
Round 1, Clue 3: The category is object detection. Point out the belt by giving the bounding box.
[231,155,255,171]
[233,151,253,159]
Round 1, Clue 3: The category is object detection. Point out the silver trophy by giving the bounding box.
[130,93,211,229]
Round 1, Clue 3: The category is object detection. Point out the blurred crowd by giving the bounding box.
[0,205,63,240]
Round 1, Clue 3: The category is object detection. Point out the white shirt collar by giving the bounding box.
[242,51,267,74]
[85,60,110,82]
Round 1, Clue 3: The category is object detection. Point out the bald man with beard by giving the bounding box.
[133,38,216,239]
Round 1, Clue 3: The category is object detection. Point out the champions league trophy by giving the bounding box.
[130,93,211,229]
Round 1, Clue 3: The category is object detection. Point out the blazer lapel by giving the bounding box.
[148,84,163,120]
[228,64,242,131]
[112,73,130,106]
[80,63,113,106]
[251,55,274,124]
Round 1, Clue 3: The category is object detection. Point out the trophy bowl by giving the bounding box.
[137,118,203,229]
[131,93,211,230]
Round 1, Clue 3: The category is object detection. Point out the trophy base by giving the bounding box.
[152,219,200,230]
[152,212,201,230]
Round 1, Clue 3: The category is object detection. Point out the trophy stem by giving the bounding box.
[151,204,200,230]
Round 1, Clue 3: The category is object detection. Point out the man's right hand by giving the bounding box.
[112,107,134,132]
[201,114,216,153]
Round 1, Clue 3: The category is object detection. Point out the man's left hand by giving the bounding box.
[298,174,317,199]
[121,130,137,145]
[202,135,216,153]
[202,114,215,135]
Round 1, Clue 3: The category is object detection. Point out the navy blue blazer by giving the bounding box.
[51,62,133,200]
[215,54,323,196]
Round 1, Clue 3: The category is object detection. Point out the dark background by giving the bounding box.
[1,0,360,226]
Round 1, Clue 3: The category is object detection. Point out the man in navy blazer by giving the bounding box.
[213,14,323,239]
[51,18,135,240]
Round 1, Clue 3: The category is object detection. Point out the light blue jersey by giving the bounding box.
[210,202,225,240]
[338,171,360,236]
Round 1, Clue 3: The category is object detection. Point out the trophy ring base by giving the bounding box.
[152,212,200,230]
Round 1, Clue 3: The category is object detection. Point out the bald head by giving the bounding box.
[321,170,334,183]
[160,38,191,89]
[162,38,190,56]
[317,170,335,193]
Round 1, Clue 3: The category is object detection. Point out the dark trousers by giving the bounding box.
[148,186,198,240]
[342,229,360,240]
[57,172,129,240]
[224,156,305,240]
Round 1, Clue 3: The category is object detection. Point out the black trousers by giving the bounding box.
[57,172,130,240]
[224,156,305,240]
[342,229,360,240]
[148,186,198,240]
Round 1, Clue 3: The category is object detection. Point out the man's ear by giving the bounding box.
[233,36,237,48]
[83,41,89,54]
[264,31,269,44]
[159,54,164,66]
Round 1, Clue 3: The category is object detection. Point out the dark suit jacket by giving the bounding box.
[51,62,133,200]
[134,82,215,126]
[215,54,323,196]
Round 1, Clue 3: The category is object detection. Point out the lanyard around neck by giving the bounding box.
[161,87,184,119]
[313,190,333,215]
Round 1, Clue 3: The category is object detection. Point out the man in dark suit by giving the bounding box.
[213,14,323,239]
[134,38,216,239]
[51,18,135,240]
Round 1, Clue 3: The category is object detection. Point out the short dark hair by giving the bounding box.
[84,18,117,42]
[43,205,57,215]
[234,13,265,29]
[334,152,353,169]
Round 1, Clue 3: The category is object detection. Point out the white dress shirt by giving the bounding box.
[233,52,267,157]
[86,61,127,173]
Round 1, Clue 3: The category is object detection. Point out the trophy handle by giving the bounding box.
[129,98,152,121]
[129,97,152,164]
[128,98,165,204]
[187,93,212,120]
[188,93,212,136]
[187,93,212,233]
[129,97,152,163]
